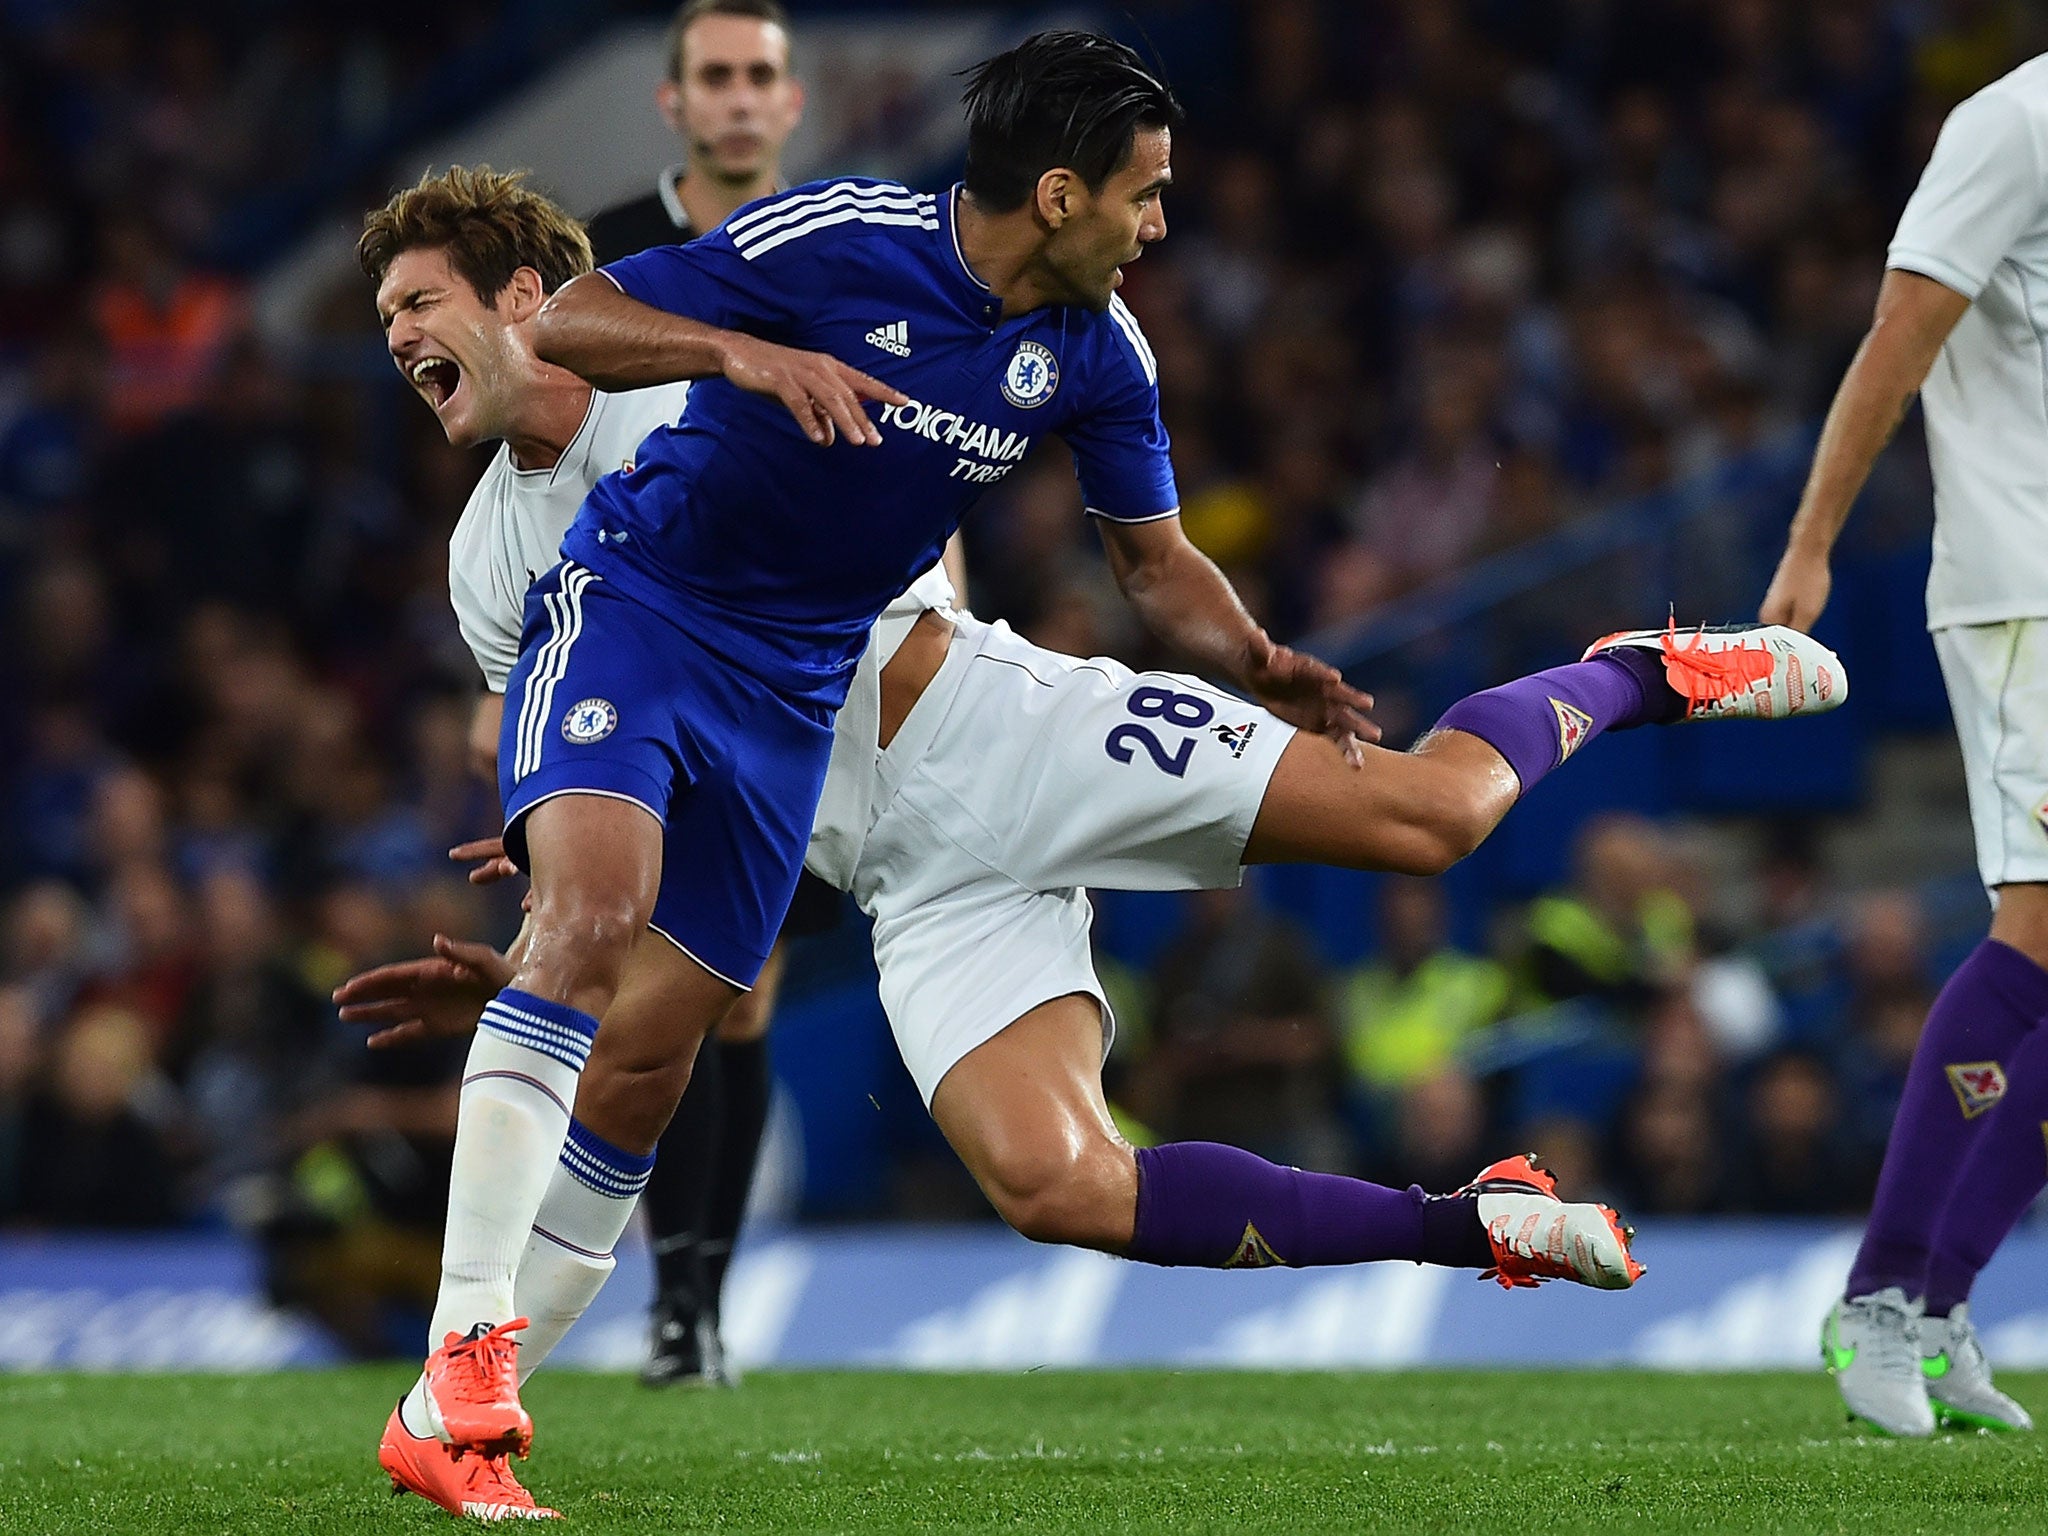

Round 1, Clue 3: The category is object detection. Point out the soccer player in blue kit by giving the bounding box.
[401,31,1383,1463]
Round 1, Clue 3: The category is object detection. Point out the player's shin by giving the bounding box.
[1429,649,1676,797]
[1923,1018,2048,1317]
[1846,939,2048,1301]
[426,991,599,1339]
[1127,1144,1642,1289]
[514,1240,616,1385]
[513,1120,654,1380]
[1126,1142,1493,1270]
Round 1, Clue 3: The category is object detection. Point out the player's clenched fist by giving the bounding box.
[1241,631,1379,765]
[718,333,909,447]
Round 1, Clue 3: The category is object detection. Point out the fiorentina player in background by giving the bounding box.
[1763,53,2048,1437]
[584,0,810,1394]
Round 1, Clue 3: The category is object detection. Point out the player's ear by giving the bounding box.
[1035,168,1076,230]
[502,266,547,322]
[655,78,684,135]
[784,76,806,129]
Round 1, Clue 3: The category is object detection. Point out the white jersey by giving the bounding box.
[1887,53,2048,629]
[449,381,693,691]
[447,381,955,883]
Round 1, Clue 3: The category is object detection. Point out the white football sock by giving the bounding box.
[404,989,596,1438]
[513,1121,652,1379]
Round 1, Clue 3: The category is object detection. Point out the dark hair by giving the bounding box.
[959,30,1182,212]
[664,0,791,84]
[358,166,592,300]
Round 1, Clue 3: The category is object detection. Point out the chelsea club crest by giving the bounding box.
[562,698,618,744]
[1001,340,1059,409]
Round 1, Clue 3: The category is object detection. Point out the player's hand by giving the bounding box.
[333,934,515,1049]
[1759,547,1832,632]
[720,334,909,448]
[450,836,518,885]
[1242,632,1380,766]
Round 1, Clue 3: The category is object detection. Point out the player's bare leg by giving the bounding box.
[1245,729,1519,875]
[405,793,663,1459]
[1989,882,2048,969]
[572,932,740,1155]
[928,994,1640,1288]
[512,794,666,1020]
[930,995,1137,1249]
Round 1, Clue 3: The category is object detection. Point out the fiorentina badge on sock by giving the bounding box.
[1550,699,1594,763]
[1224,1222,1285,1269]
[1946,1060,2009,1119]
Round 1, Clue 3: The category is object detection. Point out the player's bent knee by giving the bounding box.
[716,987,773,1043]
[977,1138,1133,1250]
[521,894,645,1002]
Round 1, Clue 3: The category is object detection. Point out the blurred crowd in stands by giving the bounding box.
[0,0,2041,1305]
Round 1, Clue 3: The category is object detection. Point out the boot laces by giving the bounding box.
[469,1454,536,1509]
[444,1318,525,1400]
[1657,618,1774,717]
[1853,1293,1922,1375]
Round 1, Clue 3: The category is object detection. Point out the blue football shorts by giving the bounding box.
[498,560,834,989]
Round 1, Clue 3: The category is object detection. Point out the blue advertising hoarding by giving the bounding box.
[4,1222,2046,1373]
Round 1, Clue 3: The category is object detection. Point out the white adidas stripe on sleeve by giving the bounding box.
[1106,295,1159,385]
[731,186,932,253]
[738,203,939,262]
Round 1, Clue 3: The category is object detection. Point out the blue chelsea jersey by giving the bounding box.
[565,177,1179,706]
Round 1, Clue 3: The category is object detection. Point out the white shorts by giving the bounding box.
[1934,620,2048,889]
[851,615,1297,1104]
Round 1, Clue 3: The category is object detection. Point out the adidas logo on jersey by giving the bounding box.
[866,320,911,357]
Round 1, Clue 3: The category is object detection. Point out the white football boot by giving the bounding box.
[1583,621,1847,722]
[1922,1303,2034,1432]
[1453,1154,1645,1291]
[1822,1289,1935,1437]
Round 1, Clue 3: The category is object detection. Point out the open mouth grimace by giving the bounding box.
[410,357,460,410]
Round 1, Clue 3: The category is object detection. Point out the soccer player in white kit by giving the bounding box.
[351,145,1844,1514]
[1762,54,2048,1437]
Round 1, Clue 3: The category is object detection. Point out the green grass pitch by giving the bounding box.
[4,1370,2047,1534]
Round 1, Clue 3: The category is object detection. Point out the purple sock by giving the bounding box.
[1923,1018,2048,1315]
[1432,650,1676,795]
[1847,939,2048,1300]
[1128,1142,1492,1269]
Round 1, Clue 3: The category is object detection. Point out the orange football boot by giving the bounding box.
[378,1401,559,1521]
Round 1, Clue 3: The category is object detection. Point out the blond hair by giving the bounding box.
[358,165,593,302]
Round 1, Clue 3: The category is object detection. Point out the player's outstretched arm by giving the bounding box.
[1762,269,1967,630]
[1096,514,1378,762]
[531,272,906,446]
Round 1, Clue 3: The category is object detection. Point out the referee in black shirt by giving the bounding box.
[584,0,800,265]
